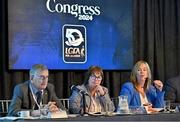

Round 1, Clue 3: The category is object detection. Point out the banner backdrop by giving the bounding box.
[8,0,133,70]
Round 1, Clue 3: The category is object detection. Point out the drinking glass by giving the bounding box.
[104,102,113,115]
[111,97,119,112]
[40,104,49,118]
[164,100,170,112]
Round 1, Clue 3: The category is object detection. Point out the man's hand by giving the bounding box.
[47,101,59,112]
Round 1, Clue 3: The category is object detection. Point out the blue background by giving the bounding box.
[8,0,133,70]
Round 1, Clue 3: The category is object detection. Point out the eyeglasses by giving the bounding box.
[36,75,49,80]
[90,74,102,80]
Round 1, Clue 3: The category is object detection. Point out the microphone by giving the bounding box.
[71,85,88,95]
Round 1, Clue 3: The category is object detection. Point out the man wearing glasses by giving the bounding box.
[8,64,65,116]
[69,66,115,114]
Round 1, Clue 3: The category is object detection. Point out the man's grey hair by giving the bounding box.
[29,64,48,76]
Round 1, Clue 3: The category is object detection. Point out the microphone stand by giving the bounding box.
[81,92,87,116]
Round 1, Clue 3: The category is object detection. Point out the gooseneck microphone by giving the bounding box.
[71,85,88,95]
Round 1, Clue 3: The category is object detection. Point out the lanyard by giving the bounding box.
[29,84,42,109]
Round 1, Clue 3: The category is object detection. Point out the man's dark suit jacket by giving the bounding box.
[164,75,180,108]
[8,81,65,116]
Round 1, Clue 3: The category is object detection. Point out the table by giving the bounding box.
[5,112,180,122]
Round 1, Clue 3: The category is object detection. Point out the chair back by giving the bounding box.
[59,98,69,111]
[0,100,11,116]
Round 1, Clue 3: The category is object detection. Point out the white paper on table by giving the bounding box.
[0,116,37,120]
[47,110,68,118]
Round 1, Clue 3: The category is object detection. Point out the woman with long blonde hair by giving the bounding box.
[119,60,164,112]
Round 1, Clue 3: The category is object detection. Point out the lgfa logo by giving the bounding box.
[62,24,87,63]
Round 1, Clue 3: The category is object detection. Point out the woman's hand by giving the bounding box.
[153,80,163,91]
[95,85,107,96]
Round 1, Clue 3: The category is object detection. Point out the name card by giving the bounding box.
[47,110,68,118]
